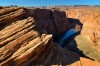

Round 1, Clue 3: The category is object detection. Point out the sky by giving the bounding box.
[0,0,100,6]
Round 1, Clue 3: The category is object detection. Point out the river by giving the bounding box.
[57,28,80,47]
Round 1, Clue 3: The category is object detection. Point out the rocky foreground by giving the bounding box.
[0,6,100,66]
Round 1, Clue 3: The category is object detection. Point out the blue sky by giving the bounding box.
[0,0,100,6]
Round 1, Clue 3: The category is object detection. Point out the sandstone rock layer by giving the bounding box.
[0,7,100,66]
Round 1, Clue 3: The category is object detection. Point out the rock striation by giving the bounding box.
[0,7,100,66]
[0,7,26,25]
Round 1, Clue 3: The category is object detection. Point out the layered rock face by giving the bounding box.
[66,7,100,45]
[0,7,26,25]
[0,7,100,66]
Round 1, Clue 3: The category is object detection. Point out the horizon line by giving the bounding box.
[0,5,100,7]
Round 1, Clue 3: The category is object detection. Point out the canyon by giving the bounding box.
[66,7,100,61]
[0,6,100,66]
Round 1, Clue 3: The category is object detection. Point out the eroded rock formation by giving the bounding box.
[0,7,26,25]
[66,7,100,45]
[0,7,100,66]
[66,7,100,61]
[27,8,69,35]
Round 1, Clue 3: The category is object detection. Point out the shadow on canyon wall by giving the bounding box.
[63,18,94,61]
[52,18,94,65]
[30,18,86,66]
[68,18,83,29]
[0,8,95,66]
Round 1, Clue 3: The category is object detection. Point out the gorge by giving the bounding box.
[0,6,100,66]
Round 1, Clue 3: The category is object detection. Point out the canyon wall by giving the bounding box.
[66,7,100,46]
[66,7,100,61]
[26,8,69,35]
[0,7,100,66]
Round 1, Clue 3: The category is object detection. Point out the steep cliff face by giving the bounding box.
[27,8,69,35]
[66,8,100,46]
[0,7,100,66]
[66,7,100,61]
